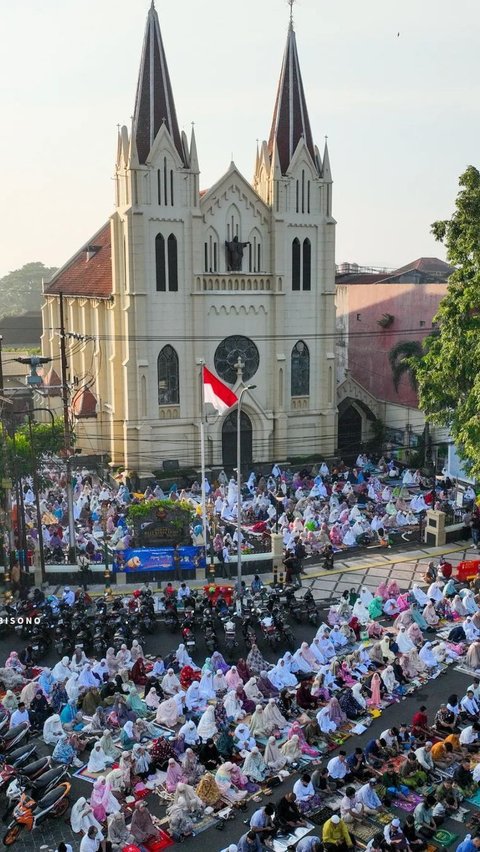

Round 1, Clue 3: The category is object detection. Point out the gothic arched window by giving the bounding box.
[291,340,310,396]
[303,238,311,291]
[158,345,179,405]
[292,238,301,291]
[167,234,178,291]
[155,233,166,291]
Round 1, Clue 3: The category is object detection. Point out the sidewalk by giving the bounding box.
[45,537,477,599]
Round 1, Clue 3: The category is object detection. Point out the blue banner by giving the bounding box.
[115,546,206,572]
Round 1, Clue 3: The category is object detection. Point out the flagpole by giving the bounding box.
[199,363,207,557]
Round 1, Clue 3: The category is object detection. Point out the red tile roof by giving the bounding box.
[44,223,112,298]
[72,387,97,418]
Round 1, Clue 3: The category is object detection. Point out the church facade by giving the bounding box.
[41,4,337,474]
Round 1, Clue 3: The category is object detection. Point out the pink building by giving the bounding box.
[335,257,452,451]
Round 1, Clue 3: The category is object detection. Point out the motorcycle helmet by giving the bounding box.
[133,590,141,599]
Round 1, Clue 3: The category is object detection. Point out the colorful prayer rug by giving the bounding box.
[432,829,458,848]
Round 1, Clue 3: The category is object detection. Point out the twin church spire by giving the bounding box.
[130,2,326,181]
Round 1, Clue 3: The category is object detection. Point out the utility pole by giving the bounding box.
[59,293,76,564]
[0,338,14,572]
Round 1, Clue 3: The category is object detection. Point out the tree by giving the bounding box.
[0,418,65,485]
[388,340,424,392]
[0,262,57,320]
[416,165,480,477]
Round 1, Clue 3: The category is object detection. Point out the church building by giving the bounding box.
[41,2,337,474]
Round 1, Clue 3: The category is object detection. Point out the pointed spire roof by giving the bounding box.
[268,23,315,175]
[133,3,183,165]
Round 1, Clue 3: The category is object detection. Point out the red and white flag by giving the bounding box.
[203,366,238,414]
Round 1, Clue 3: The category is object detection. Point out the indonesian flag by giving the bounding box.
[203,366,238,414]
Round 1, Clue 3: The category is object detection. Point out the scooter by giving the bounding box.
[0,757,48,793]
[0,711,10,738]
[1,745,37,771]
[0,726,29,755]
[3,781,71,846]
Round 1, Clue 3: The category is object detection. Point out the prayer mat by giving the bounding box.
[449,807,470,823]
[425,844,439,852]
[454,664,478,676]
[351,822,380,844]
[272,822,315,852]
[370,811,394,826]
[392,793,423,812]
[467,790,480,808]
[309,805,333,825]
[328,731,351,746]
[72,762,119,783]
[185,812,218,835]
[432,830,458,848]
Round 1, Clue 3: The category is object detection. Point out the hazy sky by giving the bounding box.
[1,0,478,278]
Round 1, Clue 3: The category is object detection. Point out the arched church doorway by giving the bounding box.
[222,410,253,471]
[338,404,362,456]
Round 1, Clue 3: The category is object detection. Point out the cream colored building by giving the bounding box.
[41,4,337,474]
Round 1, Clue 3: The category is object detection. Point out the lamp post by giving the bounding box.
[236,384,256,613]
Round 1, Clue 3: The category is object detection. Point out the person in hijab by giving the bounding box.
[150,736,174,770]
[248,704,267,738]
[132,743,151,779]
[87,742,112,773]
[244,676,264,704]
[225,665,242,690]
[173,781,204,816]
[423,601,440,627]
[99,729,119,762]
[396,626,415,654]
[213,669,229,695]
[466,640,480,670]
[419,642,438,670]
[130,657,148,686]
[92,659,109,684]
[196,772,223,807]
[90,776,120,822]
[264,697,288,731]
[242,746,267,782]
[107,811,134,851]
[78,664,98,691]
[120,719,138,750]
[65,672,80,703]
[130,801,158,846]
[257,670,279,698]
[223,689,244,721]
[198,669,216,701]
[246,644,271,676]
[351,681,367,711]
[280,734,302,764]
[199,737,220,770]
[126,685,148,717]
[38,667,54,696]
[368,596,384,619]
[144,687,161,710]
[264,735,287,772]
[52,656,71,682]
[234,721,256,752]
[181,747,203,785]
[161,668,181,695]
[412,584,429,607]
[167,799,194,841]
[381,665,399,695]
[338,687,363,719]
[155,694,183,728]
[70,797,103,836]
[81,687,101,717]
[197,705,217,740]
[179,719,200,747]
[237,658,250,683]
[43,713,64,745]
[215,762,248,803]
[165,757,187,792]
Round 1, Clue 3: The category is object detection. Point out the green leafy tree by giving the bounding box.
[0,418,65,485]
[0,262,57,320]
[416,165,480,476]
[388,340,424,392]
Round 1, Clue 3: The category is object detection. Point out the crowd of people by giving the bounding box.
[2,550,480,851]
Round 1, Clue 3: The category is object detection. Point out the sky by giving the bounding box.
[1,0,479,278]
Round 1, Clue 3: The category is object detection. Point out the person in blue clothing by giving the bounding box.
[251,575,264,593]
[456,836,480,852]
[296,838,322,852]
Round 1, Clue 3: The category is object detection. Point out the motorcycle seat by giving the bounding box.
[9,745,37,766]
[21,758,50,778]
[36,784,66,811]
[2,724,28,743]
[29,767,65,790]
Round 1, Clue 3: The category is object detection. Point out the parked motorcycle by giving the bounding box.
[0,726,30,755]
[3,781,71,845]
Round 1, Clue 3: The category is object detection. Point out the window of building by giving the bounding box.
[155,233,166,291]
[419,320,425,327]
[356,313,361,321]
[303,238,311,290]
[170,170,174,206]
[292,238,301,290]
[205,229,219,272]
[158,345,179,405]
[291,340,310,396]
[167,234,178,291]
[157,169,162,205]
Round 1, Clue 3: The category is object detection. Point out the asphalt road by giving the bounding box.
[0,605,473,852]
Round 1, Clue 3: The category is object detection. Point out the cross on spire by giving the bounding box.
[288,0,295,28]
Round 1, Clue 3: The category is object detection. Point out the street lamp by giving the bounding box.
[236,384,256,613]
